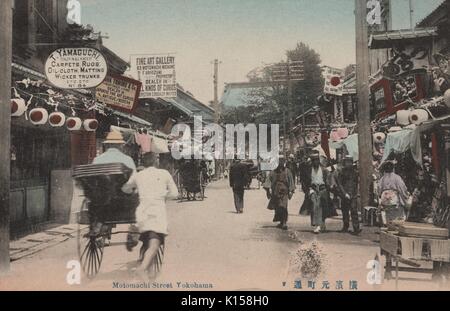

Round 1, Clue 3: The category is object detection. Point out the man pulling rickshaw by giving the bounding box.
[74,131,178,280]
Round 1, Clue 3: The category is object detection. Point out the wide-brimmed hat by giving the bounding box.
[343,155,353,163]
[103,131,125,144]
[310,152,320,160]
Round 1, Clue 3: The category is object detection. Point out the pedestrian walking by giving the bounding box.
[335,156,361,235]
[299,152,332,234]
[264,156,295,230]
[122,152,179,279]
[286,154,298,188]
[378,161,410,224]
[229,158,249,214]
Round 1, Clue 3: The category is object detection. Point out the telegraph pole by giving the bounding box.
[213,59,221,123]
[409,0,414,28]
[212,59,222,178]
[355,0,373,210]
[0,0,13,275]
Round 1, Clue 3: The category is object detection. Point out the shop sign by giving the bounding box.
[382,45,429,80]
[130,54,177,99]
[45,48,108,89]
[95,75,142,113]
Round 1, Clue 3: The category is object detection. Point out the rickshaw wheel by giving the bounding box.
[140,243,165,278]
[77,222,106,279]
[199,175,205,201]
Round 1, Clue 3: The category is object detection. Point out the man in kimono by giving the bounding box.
[286,154,298,186]
[264,156,295,230]
[300,152,331,234]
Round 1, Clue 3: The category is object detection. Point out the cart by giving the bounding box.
[176,164,206,202]
[73,163,164,279]
[380,228,450,288]
[243,160,262,189]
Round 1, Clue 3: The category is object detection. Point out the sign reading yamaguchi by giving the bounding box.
[95,75,142,113]
[45,48,108,89]
[130,54,177,99]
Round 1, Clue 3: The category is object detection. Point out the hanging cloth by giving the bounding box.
[135,132,152,154]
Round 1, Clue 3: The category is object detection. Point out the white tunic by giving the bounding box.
[122,167,179,235]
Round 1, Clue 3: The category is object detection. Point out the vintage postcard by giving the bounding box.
[0,0,450,295]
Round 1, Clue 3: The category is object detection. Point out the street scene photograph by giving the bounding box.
[0,0,450,293]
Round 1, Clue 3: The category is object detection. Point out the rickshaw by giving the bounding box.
[242,159,264,189]
[73,163,164,279]
[176,160,206,201]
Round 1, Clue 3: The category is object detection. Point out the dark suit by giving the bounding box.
[229,162,249,213]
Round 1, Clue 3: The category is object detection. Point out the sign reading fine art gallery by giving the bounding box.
[95,75,142,113]
[130,54,177,99]
[45,47,108,89]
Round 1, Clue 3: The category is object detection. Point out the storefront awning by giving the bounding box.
[369,27,438,50]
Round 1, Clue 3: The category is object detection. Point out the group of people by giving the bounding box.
[229,151,363,234]
[229,148,414,234]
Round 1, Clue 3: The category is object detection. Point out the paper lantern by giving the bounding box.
[83,119,98,132]
[396,110,410,126]
[330,131,340,142]
[11,98,27,117]
[336,127,349,139]
[49,112,66,127]
[409,109,429,125]
[444,89,450,108]
[388,126,402,133]
[66,117,82,131]
[29,108,48,125]
[373,132,386,144]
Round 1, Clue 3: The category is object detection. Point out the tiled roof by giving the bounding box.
[417,0,449,27]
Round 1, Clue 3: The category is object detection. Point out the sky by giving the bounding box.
[80,0,444,104]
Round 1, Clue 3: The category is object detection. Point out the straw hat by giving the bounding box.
[103,131,125,144]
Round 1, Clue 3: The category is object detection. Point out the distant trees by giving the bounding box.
[221,42,324,127]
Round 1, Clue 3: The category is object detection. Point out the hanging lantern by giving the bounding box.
[83,119,99,132]
[66,117,82,131]
[409,109,429,125]
[49,112,66,127]
[336,127,349,139]
[330,130,340,142]
[11,98,27,117]
[396,110,410,126]
[29,108,49,125]
[373,132,386,144]
[444,89,450,108]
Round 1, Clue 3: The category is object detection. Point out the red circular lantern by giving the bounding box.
[30,110,43,122]
[49,112,66,127]
[29,108,48,125]
[330,76,341,87]
[11,98,27,117]
[66,117,82,131]
[67,119,76,128]
[83,119,98,132]
[50,114,62,124]
[88,120,98,130]
[11,101,18,114]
